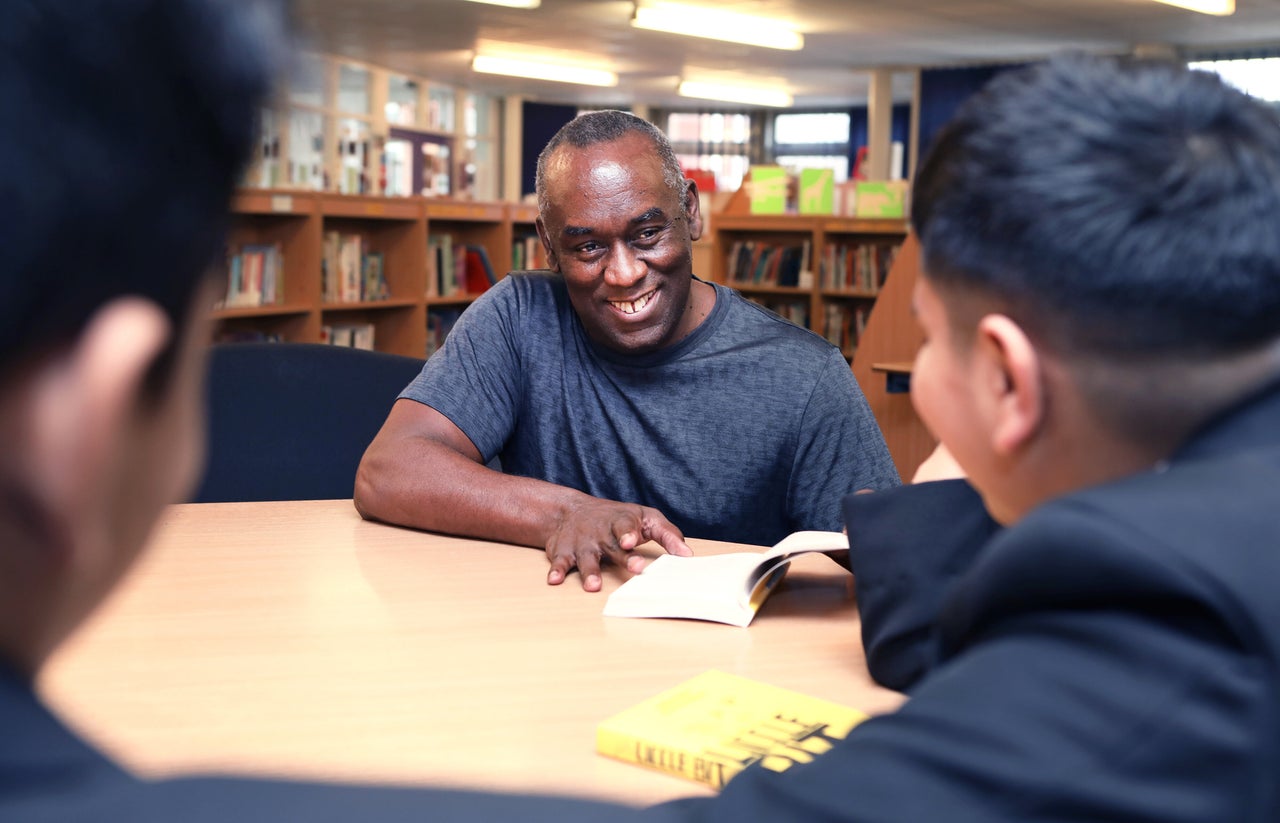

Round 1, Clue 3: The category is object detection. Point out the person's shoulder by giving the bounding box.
[716,285,830,350]
[492,270,568,304]
[715,284,841,356]
[985,449,1278,629]
[466,270,567,314]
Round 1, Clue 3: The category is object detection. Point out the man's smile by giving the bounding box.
[607,288,658,318]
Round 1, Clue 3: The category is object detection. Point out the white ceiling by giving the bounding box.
[295,0,1280,108]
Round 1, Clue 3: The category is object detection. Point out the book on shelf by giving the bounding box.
[321,322,375,351]
[747,297,809,329]
[596,669,867,790]
[428,233,467,297]
[362,251,389,301]
[602,530,849,628]
[512,234,548,271]
[223,243,283,308]
[321,232,388,303]
[747,165,788,214]
[798,168,835,215]
[853,180,909,218]
[725,240,811,288]
[822,304,870,358]
[820,241,901,292]
[426,308,463,358]
[463,245,497,294]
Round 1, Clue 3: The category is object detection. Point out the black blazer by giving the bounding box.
[695,378,1280,821]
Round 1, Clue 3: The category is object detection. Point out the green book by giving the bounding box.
[798,168,834,215]
[749,165,788,214]
[854,180,908,218]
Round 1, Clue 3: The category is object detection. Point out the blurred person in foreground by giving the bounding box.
[0,2,629,820]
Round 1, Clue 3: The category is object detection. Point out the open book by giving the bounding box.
[602,530,849,627]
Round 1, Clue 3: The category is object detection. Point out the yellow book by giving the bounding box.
[596,670,868,790]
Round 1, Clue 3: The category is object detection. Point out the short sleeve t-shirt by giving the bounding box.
[401,272,899,546]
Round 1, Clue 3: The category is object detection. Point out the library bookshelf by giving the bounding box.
[220,190,538,358]
[710,214,909,361]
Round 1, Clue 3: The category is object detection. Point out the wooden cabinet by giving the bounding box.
[319,194,428,357]
[710,214,907,360]
[849,233,937,479]
[219,191,534,358]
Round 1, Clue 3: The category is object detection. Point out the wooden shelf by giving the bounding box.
[709,211,907,359]
[871,361,914,394]
[223,190,531,358]
[821,288,881,300]
[851,235,938,479]
[321,297,421,312]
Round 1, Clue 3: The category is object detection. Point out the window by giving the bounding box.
[666,112,754,192]
[1189,56,1280,102]
[386,75,419,127]
[336,64,370,115]
[773,112,851,182]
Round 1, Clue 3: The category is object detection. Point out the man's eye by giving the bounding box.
[636,227,663,241]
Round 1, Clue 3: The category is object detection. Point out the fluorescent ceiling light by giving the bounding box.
[1149,0,1234,14]
[472,55,618,87]
[462,0,541,8]
[679,80,793,108]
[633,2,804,51]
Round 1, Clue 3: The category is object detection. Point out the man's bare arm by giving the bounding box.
[353,398,691,590]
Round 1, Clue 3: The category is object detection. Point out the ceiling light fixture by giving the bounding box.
[472,55,618,87]
[633,2,804,51]
[678,80,793,108]
[1149,0,1234,14]
[462,0,541,8]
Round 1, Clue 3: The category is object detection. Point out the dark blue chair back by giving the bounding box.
[191,343,425,502]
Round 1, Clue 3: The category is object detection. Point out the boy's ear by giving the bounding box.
[25,298,171,537]
[973,314,1045,458]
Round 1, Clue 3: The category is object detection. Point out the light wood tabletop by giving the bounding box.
[39,500,904,806]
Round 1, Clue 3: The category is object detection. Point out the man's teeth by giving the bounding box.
[612,292,653,315]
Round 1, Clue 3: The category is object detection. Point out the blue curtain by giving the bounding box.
[521,101,578,199]
[918,64,1029,159]
[847,103,912,175]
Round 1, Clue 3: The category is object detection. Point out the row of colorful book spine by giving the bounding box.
[223,243,284,308]
[321,232,390,304]
[725,240,814,288]
[819,242,900,292]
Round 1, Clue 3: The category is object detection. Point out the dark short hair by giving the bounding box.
[0,0,288,387]
[534,110,686,215]
[912,53,1280,357]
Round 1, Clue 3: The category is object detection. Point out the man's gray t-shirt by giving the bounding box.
[400,272,899,546]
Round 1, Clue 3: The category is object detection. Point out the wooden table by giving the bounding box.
[39,500,903,805]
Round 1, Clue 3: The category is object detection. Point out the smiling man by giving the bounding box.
[355,111,898,590]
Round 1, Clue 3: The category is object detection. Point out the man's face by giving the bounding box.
[537,133,702,354]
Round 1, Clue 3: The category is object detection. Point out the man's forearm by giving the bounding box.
[353,438,602,549]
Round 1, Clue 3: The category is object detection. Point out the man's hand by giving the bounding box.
[545,501,693,592]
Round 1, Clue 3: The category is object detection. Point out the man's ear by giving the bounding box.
[973,314,1044,458]
[534,216,560,273]
[25,298,171,534]
[683,180,702,242]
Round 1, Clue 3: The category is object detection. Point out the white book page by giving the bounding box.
[602,531,848,627]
